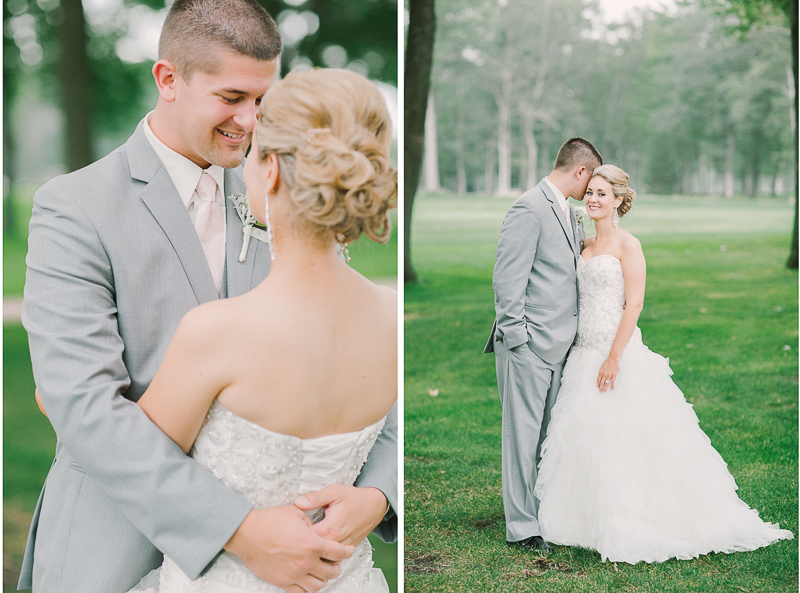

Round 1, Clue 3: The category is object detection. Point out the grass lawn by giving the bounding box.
[2,191,398,591]
[404,192,798,593]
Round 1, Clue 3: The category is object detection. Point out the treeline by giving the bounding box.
[423,0,794,196]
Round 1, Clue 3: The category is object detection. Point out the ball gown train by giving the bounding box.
[534,254,793,564]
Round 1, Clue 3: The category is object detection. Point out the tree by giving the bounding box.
[707,0,798,267]
[59,0,93,172]
[404,0,436,283]
[423,93,441,192]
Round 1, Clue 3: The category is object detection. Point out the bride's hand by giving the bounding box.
[224,505,355,593]
[294,485,388,547]
[597,357,619,393]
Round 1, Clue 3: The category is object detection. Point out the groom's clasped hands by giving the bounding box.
[224,484,387,593]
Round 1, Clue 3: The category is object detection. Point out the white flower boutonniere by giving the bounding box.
[573,208,586,227]
[228,193,271,262]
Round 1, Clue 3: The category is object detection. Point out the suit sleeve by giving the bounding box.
[492,197,540,350]
[22,180,252,580]
[354,401,397,542]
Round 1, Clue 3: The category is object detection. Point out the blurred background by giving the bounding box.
[3,1,398,591]
[404,0,797,281]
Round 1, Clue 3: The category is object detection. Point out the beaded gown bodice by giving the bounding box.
[157,400,387,593]
[575,255,645,353]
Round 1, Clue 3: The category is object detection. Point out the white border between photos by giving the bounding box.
[396,2,405,592]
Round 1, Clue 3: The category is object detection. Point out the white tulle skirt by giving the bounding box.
[535,343,794,564]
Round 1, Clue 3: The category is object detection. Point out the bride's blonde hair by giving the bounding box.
[592,164,636,217]
[254,68,397,244]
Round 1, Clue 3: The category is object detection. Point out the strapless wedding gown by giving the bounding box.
[132,400,389,592]
[534,254,793,564]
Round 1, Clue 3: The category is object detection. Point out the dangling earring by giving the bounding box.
[336,233,351,263]
[264,188,275,261]
[612,207,619,228]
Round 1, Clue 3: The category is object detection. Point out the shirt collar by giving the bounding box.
[544,176,569,211]
[143,112,225,208]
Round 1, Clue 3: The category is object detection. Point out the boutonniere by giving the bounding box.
[228,193,270,262]
[573,208,586,226]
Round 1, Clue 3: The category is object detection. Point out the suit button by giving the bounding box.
[573,311,577,316]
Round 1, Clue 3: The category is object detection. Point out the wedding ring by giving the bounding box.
[604,380,611,384]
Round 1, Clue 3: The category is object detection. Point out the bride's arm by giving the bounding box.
[136,302,232,452]
[597,236,646,393]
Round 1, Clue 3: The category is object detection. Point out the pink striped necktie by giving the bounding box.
[194,172,224,294]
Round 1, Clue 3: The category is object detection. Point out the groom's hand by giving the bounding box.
[224,505,355,593]
[295,485,388,547]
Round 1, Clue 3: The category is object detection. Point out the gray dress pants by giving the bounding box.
[494,340,566,542]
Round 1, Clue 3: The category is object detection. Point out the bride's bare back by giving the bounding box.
[214,264,396,438]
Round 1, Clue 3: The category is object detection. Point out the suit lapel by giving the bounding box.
[539,181,578,260]
[223,168,258,297]
[570,205,586,253]
[127,123,219,305]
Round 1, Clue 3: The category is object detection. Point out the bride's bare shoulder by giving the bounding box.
[376,281,397,309]
[620,230,642,251]
[619,232,645,267]
[177,296,255,342]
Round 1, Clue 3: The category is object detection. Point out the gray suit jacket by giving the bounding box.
[485,179,585,364]
[19,121,397,593]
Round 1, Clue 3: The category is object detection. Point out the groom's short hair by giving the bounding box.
[158,0,282,81]
[554,138,603,172]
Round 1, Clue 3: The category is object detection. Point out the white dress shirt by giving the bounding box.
[142,113,227,238]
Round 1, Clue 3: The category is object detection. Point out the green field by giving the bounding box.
[2,191,398,592]
[404,193,798,593]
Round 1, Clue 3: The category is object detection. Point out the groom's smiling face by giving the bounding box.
[171,50,279,169]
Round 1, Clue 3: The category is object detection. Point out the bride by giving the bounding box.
[128,68,397,591]
[534,165,793,564]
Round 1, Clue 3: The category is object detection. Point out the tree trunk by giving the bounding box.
[455,108,467,194]
[698,154,709,195]
[787,0,798,268]
[495,6,514,196]
[59,0,93,172]
[724,131,735,198]
[496,95,511,194]
[749,135,762,197]
[423,92,440,193]
[484,139,497,193]
[404,0,436,283]
[522,110,538,190]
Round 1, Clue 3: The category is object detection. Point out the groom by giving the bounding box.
[485,138,602,550]
[19,1,396,592]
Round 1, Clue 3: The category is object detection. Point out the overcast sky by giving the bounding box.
[595,0,677,23]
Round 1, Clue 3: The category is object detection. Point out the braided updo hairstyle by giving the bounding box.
[592,164,636,217]
[254,68,397,245]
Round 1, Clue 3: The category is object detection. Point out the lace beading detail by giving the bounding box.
[575,255,645,353]
[158,401,386,593]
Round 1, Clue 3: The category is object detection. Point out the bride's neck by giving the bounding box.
[267,224,344,276]
[594,217,617,241]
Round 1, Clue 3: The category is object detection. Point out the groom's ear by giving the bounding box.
[152,59,179,103]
